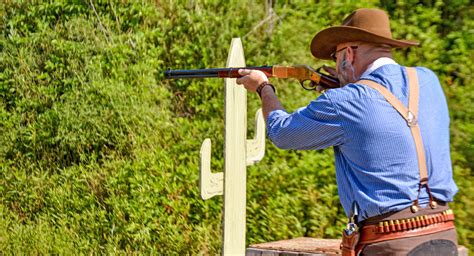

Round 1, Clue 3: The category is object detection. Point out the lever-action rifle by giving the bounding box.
[164,65,340,90]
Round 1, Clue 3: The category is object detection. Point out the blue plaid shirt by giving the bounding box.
[267,63,458,221]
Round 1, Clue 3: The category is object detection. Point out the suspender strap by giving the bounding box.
[357,67,436,212]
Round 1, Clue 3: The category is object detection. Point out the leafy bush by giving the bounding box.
[1,0,472,254]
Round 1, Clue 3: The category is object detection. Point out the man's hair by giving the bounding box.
[366,43,392,55]
[352,42,393,61]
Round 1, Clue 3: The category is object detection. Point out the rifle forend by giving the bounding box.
[164,65,340,90]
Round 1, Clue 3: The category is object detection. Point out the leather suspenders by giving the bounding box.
[340,67,442,256]
[357,67,437,212]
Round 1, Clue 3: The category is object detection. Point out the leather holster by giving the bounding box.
[341,230,360,256]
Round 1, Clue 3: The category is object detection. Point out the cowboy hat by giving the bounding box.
[310,8,419,60]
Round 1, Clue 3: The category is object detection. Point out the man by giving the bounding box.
[237,8,458,256]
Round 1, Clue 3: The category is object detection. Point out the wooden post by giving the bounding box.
[222,37,248,255]
[199,38,265,255]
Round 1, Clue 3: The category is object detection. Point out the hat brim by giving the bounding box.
[310,26,419,60]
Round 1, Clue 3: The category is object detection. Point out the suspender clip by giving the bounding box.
[407,111,418,127]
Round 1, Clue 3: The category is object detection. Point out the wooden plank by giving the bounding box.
[458,246,468,256]
[199,138,224,200]
[247,248,335,256]
[222,37,247,255]
[246,108,265,165]
[247,238,341,255]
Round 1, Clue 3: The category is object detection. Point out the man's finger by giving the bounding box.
[236,75,250,85]
[322,65,337,77]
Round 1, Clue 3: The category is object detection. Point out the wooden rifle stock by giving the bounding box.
[164,65,340,90]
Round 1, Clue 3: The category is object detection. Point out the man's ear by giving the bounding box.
[345,47,355,64]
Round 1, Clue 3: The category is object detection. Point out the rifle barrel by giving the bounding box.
[165,68,238,79]
[165,66,273,79]
[166,73,220,78]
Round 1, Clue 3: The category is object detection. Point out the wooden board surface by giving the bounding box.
[222,37,247,255]
[248,237,341,255]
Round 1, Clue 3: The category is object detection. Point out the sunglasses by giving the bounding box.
[330,46,358,61]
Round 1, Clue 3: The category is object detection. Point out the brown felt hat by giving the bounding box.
[310,8,419,60]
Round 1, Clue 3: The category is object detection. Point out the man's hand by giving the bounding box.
[317,66,338,92]
[236,69,269,92]
[236,69,283,120]
[322,65,337,77]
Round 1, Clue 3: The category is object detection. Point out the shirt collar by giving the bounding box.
[360,57,398,78]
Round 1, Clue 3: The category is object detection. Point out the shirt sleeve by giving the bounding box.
[266,93,344,150]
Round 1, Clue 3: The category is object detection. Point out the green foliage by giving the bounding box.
[1,0,472,254]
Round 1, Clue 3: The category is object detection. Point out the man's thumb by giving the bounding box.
[238,69,251,76]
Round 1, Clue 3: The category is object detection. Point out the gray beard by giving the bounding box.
[337,53,357,86]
